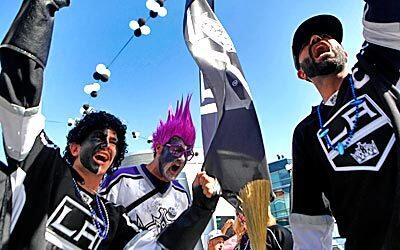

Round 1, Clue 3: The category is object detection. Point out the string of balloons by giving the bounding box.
[131,131,153,143]
[68,0,168,126]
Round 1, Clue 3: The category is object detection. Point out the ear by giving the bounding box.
[297,69,308,80]
[69,143,80,157]
[155,144,164,156]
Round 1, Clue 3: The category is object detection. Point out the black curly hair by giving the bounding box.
[63,111,128,173]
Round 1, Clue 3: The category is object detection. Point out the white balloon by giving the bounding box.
[79,107,86,115]
[86,106,95,114]
[96,64,107,73]
[92,82,101,92]
[67,118,76,126]
[133,131,141,140]
[129,20,140,30]
[146,0,159,11]
[102,68,111,79]
[141,25,151,35]
[84,84,93,94]
[158,7,167,17]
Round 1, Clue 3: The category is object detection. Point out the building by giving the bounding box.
[269,158,292,227]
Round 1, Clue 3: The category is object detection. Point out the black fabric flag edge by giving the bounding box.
[184,0,271,209]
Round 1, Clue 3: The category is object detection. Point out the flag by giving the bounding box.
[184,0,271,208]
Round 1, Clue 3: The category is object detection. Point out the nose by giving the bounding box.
[177,154,186,162]
[104,138,116,152]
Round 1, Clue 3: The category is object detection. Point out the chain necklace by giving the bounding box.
[317,75,364,155]
[72,178,110,240]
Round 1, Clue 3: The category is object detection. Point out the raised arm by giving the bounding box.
[363,0,400,51]
[0,0,69,163]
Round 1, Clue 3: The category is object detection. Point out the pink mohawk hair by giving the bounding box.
[152,95,196,150]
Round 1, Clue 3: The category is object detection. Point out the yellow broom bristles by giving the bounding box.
[238,179,271,250]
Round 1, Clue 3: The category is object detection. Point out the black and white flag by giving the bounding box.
[184,0,271,208]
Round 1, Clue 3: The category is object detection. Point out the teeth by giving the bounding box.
[94,153,110,161]
[94,153,109,162]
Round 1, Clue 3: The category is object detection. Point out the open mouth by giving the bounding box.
[165,164,183,179]
[312,41,332,61]
[93,151,110,165]
[170,164,180,172]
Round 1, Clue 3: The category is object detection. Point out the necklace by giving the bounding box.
[317,75,364,155]
[72,178,110,240]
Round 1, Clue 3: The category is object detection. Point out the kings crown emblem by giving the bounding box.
[350,140,379,164]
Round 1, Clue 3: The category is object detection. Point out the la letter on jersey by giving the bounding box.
[317,94,395,171]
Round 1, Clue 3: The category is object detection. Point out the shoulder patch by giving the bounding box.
[100,166,143,193]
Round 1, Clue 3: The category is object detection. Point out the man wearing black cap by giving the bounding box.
[289,1,400,249]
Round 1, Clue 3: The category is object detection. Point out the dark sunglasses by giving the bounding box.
[165,143,195,161]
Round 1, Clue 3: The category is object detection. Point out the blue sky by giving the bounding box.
[0,0,364,163]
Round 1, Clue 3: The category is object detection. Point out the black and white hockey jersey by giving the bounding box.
[2,132,141,249]
[290,1,400,249]
[100,164,190,235]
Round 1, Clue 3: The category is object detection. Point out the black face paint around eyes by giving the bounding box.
[159,146,178,168]
[158,146,186,181]
[79,130,109,174]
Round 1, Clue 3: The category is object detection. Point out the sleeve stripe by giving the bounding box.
[100,166,141,191]
[100,174,143,195]
[363,5,400,51]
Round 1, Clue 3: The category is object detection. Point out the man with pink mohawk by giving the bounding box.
[100,95,218,237]
[150,95,196,182]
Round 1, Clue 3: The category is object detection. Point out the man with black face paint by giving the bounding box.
[0,0,221,249]
[290,1,400,250]
[77,129,118,174]
[100,96,218,236]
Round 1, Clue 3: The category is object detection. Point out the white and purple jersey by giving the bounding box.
[100,164,190,235]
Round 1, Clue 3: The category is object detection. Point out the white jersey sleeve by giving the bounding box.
[363,0,400,51]
[0,98,45,162]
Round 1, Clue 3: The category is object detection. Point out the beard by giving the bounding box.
[300,44,347,78]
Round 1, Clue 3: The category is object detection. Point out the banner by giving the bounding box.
[184,0,271,208]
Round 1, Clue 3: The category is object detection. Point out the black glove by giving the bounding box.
[1,0,70,68]
[0,0,70,108]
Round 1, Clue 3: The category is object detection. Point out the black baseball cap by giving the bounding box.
[292,14,343,70]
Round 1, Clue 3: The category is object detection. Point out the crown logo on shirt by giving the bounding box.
[350,140,379,164]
